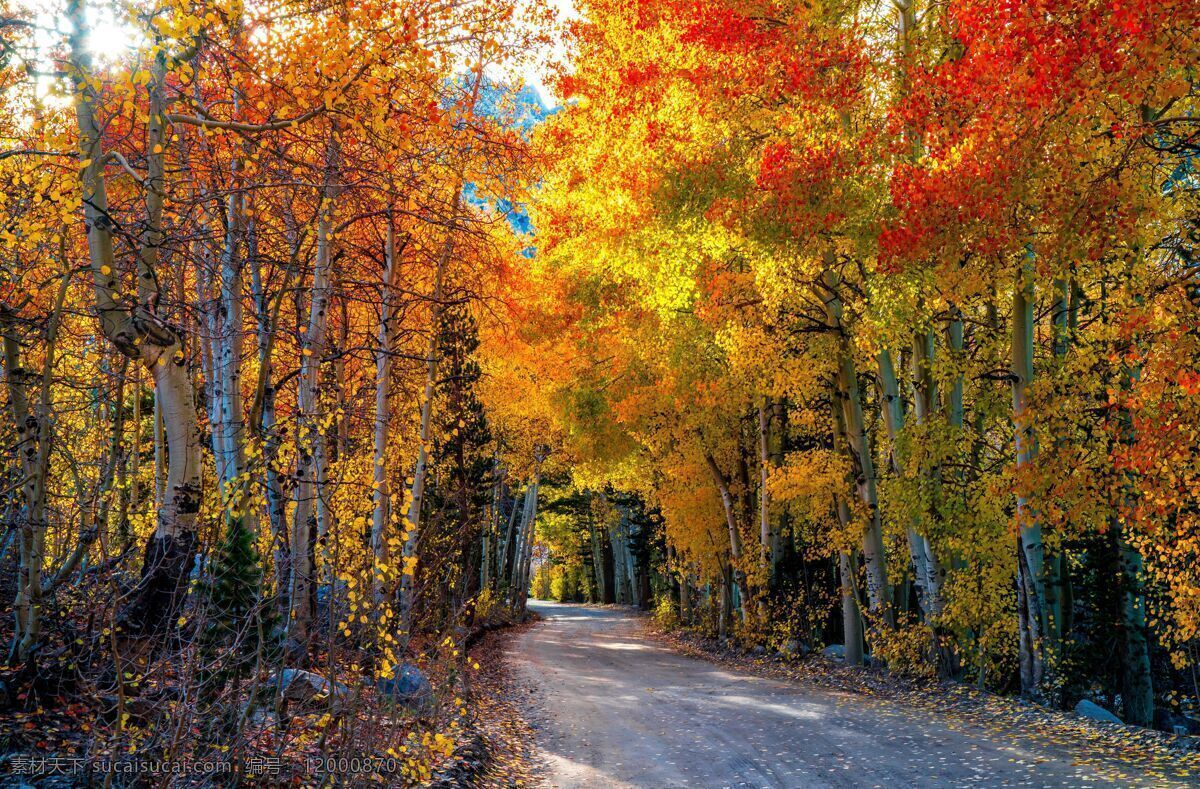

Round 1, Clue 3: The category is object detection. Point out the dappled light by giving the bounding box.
[0,0,1197,784]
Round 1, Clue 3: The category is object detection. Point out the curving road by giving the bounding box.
[509,600,1173,788]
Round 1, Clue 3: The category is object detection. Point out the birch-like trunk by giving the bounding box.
[1012,261,1045,695]
[1,268,69,659]
[838,547,864,667]
[877,347,934,618]
[69,7,200,635]
[622,517,638,606]
[482,459,500,592]
[514,472,542,610]
[612,528,627,604]
[215,190,254,532]
[198,241,226,501]
[287,147,338,661]
[370,219,401,601]
[500,485,522,590]
[704,450,749,624]
[757,403,775,586]
[821,269,891,626]
[589,515,607,604]
[910,329,944,616]
[249,222,294,613]
[831,381,865,665]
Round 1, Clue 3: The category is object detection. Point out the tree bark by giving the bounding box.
[839,548,864,667]
[68,10,201,636]
[757,403,775,587]
[1012,261,1045,695]
[704,449,749,625]
[500,483,523,590]
[515,470,542,611]
[910,328,944,617]
[371,218,403,602]
[877,347,934,618]
[287,140,339,662]
[821,268,891,626]
[589,512,607,604]
[1117,525,1154,726]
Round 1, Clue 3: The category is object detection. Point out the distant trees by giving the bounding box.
[523,0,1200,728]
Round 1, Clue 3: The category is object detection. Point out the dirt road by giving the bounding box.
[509,601,1183,788]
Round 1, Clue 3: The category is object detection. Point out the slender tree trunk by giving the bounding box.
[589,514,607,605]
[1012,262,1045,695]
[1111,273,1153,726]
[153,389,165,510]
[129,365,142,525]
[769,399,786,567]
[287,141,338,662]
[371,218,401,602]
[838,548,864,667]
[757,403,775,586]
[508,479,537,606]
[612,526,627,604]
[483,460,499,592]
[68,13,201,635]
[821,268,891,626]
[515,471,542,610]
[216,190,255,536]
[500,484,522,590]
[622,518,638,606]
[249,224,290,612]
[1114,522,1154,725]
[718,568,731,642]
[831,382,865,666]
[704,450,749,625]
[910,328,945,616]
[2,270,69,660]
[877,347,933,617]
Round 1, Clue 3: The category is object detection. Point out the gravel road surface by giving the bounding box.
[510,600,1176,788]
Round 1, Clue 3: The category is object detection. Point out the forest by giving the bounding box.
[0,0,1197,783]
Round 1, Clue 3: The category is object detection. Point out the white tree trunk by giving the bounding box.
[821,268,891,626]
[877,347,934,619]
[515,473,542,609]
[500,485,522,588]
[704,450,749,624]
[909,331,945,617]
[838,547,864,667]
[287,157,337,660]
[68,4,200,634]
[371,219,400,602]
[1,271,68,659]
[216,190,254,533]
[757,403,775,585]
[1012,263,1045,695]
